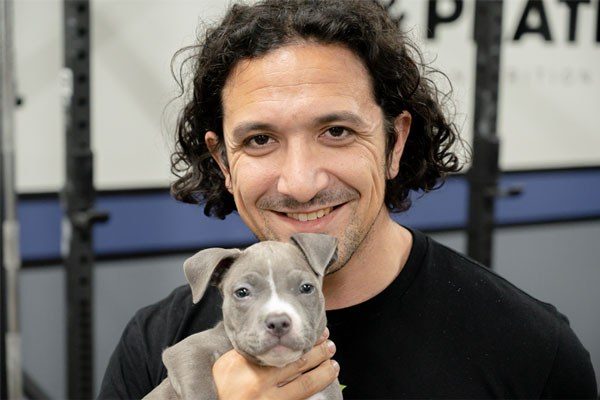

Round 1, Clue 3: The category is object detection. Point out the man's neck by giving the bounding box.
[322,210,413,310]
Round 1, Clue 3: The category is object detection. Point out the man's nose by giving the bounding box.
[276,142,329,203]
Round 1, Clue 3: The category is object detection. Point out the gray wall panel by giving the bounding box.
[19,267,65,399]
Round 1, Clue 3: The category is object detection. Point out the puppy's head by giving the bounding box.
[184,233,337,367]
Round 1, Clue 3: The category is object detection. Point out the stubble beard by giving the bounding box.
[323,202,384,275]
[259,199,384,276]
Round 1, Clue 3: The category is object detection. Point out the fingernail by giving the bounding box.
[321,327,330,339]
[331,360,340,372]
[327,340,336,354]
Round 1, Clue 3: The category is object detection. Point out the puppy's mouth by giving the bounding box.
[256,343,304,368]
[234,338,304,368]
[262,335,306,352]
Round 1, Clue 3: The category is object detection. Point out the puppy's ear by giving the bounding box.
[184,248,241,303]
[290,233,338,277]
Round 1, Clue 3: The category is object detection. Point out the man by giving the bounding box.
[99,0,597,398]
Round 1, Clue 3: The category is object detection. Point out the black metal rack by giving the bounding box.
[467,0,505,268]
[62,0,108,398]
[0,77,8,400]
[1,0,21,398]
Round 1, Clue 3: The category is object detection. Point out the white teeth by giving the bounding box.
[286,207,333,222]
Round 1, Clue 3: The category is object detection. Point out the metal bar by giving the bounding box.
[467,0,504,268]
[0,145,6,400]
[61,0,98,398]
[1,0,24,398]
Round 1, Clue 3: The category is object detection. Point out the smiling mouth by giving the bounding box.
[285,206,334,222]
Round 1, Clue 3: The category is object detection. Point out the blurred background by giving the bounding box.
[1,0,599,398]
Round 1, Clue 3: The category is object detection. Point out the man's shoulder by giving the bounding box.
[417,235,597,397]
[130,284,223,345]
[99,285,223,399]
[423,235,576,366]
[121,284,196,363]
[425,235,562,323]
[132,284,194,327]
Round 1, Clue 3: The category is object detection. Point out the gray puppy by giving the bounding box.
[144,233,343,400]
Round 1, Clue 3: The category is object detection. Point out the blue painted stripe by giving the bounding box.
[18,169,600,262]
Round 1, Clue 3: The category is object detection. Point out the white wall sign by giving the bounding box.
[12,0,600,192]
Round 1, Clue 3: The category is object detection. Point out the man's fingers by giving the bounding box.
[276,359,340,400]
[276,339,336,384]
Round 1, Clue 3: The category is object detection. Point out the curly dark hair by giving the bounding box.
[170,0,463,219]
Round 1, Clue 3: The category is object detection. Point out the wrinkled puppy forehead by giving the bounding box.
[224,241,311,282]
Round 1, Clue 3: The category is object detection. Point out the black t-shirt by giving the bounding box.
[98,230,597,399]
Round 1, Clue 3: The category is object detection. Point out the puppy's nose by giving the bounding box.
[265,314,292,337]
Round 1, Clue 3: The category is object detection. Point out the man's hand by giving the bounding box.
[213,328,339,400]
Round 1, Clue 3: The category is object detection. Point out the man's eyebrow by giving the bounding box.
[314,111,367,127]
[231,122,278,142]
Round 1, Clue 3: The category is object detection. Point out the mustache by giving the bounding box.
[256,187,359,211]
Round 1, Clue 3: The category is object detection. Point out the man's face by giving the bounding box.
[207,43,409,271]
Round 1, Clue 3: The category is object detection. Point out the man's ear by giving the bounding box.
[205,131,233,193]
[386,111,411,180]
[290,233,338,277]
[183,247,242,303]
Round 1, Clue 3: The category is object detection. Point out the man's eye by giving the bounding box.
[234,287,251,298]
[324,126,351,138]
[246,134,273,146]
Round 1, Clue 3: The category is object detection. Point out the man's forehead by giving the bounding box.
[223,42,369,92]
[220,43,380,139]
[221,43,374,107]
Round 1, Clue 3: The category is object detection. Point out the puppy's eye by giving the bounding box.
[299,283,315,294]
[234,287,250,298]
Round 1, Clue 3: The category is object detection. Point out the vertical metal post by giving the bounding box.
[467,0,504,268]
[1,0,24,398]
[61,0,107,397]
[0,160,5,400]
